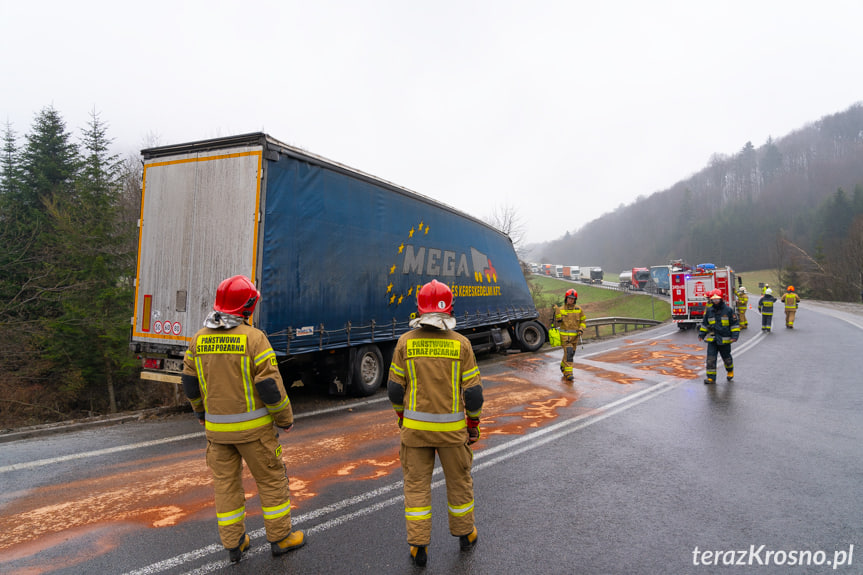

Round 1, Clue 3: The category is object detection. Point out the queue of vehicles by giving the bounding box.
[529,263,604,284]
[531,258,739,331]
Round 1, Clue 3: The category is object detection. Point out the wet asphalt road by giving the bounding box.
[1,302,861,574]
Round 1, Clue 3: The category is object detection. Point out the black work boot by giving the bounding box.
[703,378,715,385]
[228,532,250,563]
[410,545,428,567]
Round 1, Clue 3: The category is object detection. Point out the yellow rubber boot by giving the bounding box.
[459,526,478,550]
[271,530,305,557]
[410,545,428,566]
[228,532,250,563]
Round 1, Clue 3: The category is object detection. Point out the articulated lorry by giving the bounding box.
[129,133,543,396]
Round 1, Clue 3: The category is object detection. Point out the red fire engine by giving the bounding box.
[671,263,736,329]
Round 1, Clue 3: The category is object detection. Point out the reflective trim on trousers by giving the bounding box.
[262,499,292,521]
[448,499,475,517]
[217,506,245,527]
[405,506,432,521]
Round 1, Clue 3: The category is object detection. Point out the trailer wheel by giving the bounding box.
[350,344,384,397]
[517,321,545,352]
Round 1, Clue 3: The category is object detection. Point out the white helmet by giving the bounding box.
[739,286,747,293]
[765,288,773,295]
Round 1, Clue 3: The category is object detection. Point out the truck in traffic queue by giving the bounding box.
[567,265,580,281]
[630,267,651,290]
[671,263,736,329]
[579,267,596,283]
[647,260,690,295]
[618,267,650,290]
[589,267,604,284]
[129,133,544,397]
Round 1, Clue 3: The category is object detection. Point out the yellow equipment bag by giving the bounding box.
[548,327,560,347]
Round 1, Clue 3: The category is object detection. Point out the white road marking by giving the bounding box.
[123,336,767,575]
[0,398,389,474]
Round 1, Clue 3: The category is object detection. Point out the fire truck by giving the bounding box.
[671,263,737,329]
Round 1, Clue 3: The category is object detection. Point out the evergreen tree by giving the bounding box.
[41,110,138,413]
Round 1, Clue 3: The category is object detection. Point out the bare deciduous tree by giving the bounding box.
[484,203,527,257]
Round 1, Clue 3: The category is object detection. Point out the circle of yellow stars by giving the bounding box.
[387,219,430,306]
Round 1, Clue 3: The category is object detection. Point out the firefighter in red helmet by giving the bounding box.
[698,289,740,384]
[388,279,483,567]
[550,288,586,381]
[780,286,800,328]
[181,275,305,563]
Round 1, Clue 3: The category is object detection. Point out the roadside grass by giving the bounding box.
[527,275,671,340]
[735,268,781,292]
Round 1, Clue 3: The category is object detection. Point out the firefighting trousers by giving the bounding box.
[560,335,580,377]
[761,312,773,330]
[785,309,796,327]
[206,430,293,548]
[705,342,733,381]
[400,443,475,546]
[737,308,747,327]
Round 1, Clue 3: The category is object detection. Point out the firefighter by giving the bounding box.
[758,287,777,332]
[698,289,740,384]
[780,286,800,328]
[550,288,587,381]
[735,286,749,329]
[181,275,305,563]
[388,280,483,567]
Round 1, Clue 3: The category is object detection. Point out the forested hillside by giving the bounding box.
[532,103,863,302]
[0,108,150,426]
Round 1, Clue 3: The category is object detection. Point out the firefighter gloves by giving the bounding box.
[467,417,481,444]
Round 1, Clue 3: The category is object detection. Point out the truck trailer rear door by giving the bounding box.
[131,146,264,355]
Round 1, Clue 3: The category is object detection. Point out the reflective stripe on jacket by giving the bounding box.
[554,305,586,337]
[759,295,776,316]
[781,293,799,309]
[699,301,740,344]
[389,326,482,447]
[183,323,292,443]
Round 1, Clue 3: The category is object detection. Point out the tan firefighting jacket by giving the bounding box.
[553,303,586,337]
[183,323,292,444]
[781,292,800,309]
[389,326,482,448]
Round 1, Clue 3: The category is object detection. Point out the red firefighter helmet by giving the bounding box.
[708,289,723,300]
[787,285,795,292]
[417,280,453,315]
[565,289,578,300]
[214,275,260,317]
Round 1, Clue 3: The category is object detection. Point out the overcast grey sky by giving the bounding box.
[3,1,862,244]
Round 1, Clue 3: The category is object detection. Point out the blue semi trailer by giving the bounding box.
[130,133,543,396]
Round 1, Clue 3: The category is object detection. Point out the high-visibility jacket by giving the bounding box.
[699,300,740,344]
[781,292,800,309]
[736,292,749,310]
[759,294,777,316]
[388,326,482,448]
[553,304,586,338]
[183,323,292,443]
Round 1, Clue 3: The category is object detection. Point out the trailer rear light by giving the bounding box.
[143,358,163,369]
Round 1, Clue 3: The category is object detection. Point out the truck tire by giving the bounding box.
[350,344,384,397]
[517,321,545,352]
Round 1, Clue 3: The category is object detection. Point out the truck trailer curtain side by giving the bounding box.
[131,133,542,396]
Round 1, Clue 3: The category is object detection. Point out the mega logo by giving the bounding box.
[385,219,501,306]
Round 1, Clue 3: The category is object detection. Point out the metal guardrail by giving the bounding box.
[584,316,663,338]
